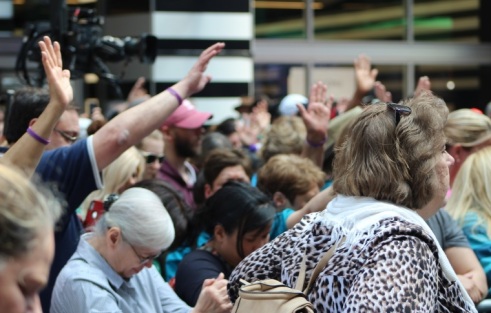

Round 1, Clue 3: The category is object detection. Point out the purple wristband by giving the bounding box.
[27,127,50,145]
[306,136,327,148]
[166,87,183,105]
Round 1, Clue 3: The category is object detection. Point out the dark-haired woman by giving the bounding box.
[174,181,276,307]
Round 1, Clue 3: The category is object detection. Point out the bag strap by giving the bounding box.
[298,237,346,295]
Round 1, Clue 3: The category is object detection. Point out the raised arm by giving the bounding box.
[347,54,378,111]
[287,186,335,229]
[414,76,431,97]
[93,42,225,170]
[1,36,71,177]
[298,81,331,168]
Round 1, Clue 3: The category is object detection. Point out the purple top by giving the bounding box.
[157,159,197,210]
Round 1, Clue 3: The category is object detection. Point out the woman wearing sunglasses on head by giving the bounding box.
[51,187,232,313]
[229,93,476,312]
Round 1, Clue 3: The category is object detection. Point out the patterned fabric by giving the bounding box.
[229,213,476,312]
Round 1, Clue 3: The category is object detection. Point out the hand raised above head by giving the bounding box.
[374,81,393,103]
[354,54,378,95]
[38,36,73,109]
[297,81,332,142]
[182,42,225,96]
[414,76,431,97]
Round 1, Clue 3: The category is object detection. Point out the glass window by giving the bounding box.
[414,0,479,42]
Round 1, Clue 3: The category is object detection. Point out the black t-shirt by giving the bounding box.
[174,249,232,306]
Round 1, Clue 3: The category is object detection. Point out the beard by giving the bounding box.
[174,133,199,158]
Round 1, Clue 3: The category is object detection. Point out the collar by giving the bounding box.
[75,233,128,290]
[159,159,197,187]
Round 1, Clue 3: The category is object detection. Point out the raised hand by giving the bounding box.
[297,81,332,143]
[127,77,150,105]
[374,81,393,103]
[38,36,73,109]
[354,54,378,95]
[414,76,431,97]
[183,42,225,96]
[335,97,350,114]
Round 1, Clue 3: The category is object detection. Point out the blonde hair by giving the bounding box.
[446,146,491,237]
[333,92,448,210]
[260,116,306,162]
[0,165,61,265]
[135,130,163,150]
[445,109,491,147]
[81,146,145,219]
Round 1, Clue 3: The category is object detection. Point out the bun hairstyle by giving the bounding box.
[94,187,175,251]
[196,181,275,258]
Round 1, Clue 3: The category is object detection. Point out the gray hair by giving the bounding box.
[94,187,174,250]
[0,165,62,267]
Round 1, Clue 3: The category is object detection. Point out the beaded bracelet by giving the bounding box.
[166,87,183,105]
[306,136,327,148]
[27,126,50,145]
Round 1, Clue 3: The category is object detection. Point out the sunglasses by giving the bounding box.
[140,152,164,164]
[54,128,78,143]
[387,102,412,126]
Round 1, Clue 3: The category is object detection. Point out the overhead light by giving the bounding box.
[254,1,324,10]
[446,80,455,90]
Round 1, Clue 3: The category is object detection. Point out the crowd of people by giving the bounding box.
[2,35,491,313]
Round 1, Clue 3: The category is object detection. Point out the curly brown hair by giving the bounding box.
[333,92,448,210]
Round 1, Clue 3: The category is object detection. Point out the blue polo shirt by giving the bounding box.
[37,136,103,313]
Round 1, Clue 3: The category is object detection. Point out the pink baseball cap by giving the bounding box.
[161,99,212,129]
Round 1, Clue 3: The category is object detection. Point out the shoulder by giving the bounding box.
[37,139,90,173]
[53,257,116,304]
[181,249,221,266]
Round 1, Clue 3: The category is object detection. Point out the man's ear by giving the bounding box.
[161,126,173,141]
[204,183,213,199]
[213,224,226,242]
[273,191,290,210]
[28,118,38,127]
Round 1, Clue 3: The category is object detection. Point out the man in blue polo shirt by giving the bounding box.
[3,40,225,312]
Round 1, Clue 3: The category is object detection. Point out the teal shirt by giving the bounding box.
[161,232,210,281]
[270,209,295,240]
[461,212,491,298]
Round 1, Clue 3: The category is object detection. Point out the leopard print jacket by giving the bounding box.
[229,214,475,312]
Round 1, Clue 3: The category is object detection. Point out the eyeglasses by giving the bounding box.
[387,102,412,126]
[127,241,161,265]
[54,128,78,143]
[140,151,164,164]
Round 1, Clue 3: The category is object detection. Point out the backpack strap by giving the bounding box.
[294,253,308,291]
[302,236,346,295]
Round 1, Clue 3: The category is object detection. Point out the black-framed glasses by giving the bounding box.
[387,102,412,126]
[140,151,164,164]
[127,241,161,265]
[54,128,78,143]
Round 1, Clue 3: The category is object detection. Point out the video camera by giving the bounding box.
[15,0,157,98]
